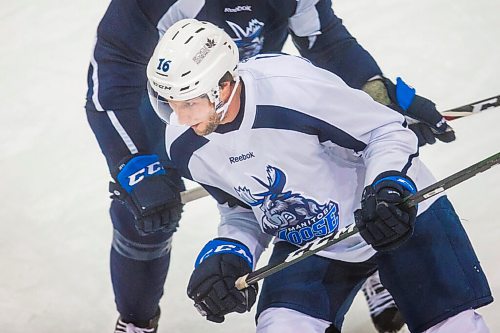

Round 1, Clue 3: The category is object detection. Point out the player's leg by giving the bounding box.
[256,241,377,333]
[111,94,185,332]
[110,200,171,331]
[376,196,492,333]
[257,308,331,333]
[423,309,489,333]
[362,270,405,332]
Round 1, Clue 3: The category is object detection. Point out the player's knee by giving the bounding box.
[256,307,331,333]
[111,228,173,261]
[110,198,180,236]
[423,310,489,333]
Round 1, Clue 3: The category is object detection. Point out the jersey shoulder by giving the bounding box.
[239,53,344,88]
[239,54,311,77]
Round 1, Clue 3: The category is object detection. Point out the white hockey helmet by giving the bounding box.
[147,19,239,104]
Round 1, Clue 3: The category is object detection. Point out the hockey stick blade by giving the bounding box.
[441,94,500,120]
[235,151,500,290]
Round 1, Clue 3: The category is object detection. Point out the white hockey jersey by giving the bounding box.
[166,54,442,264]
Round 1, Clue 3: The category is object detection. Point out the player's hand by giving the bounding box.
[110,154,183,235]
[355,171,417,251]
[362,77,456,146]
[187,238,257,323]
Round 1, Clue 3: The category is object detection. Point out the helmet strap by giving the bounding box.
[213,77,240,122]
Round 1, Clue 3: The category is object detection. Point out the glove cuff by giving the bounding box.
[381,77,416,112]
[394,77,416,111]
[195,238,253,269]
[113,154,166,192]
[372,171,417,194]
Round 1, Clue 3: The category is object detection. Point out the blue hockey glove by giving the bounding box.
[363,77,456,146]
[110,154,183,235]
[355,171,417,251]
[187,238,257,323]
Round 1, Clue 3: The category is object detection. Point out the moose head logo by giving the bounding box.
[235,166,336,239]
[226,19,264,59]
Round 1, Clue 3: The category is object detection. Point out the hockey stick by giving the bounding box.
[180,186,210,204]
[235,151,500,290]
[180,95,500,205]
[441,94,500,120]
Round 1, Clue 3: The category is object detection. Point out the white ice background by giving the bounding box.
[0,0,499,332]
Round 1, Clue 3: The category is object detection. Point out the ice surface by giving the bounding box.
[0,0,498,331]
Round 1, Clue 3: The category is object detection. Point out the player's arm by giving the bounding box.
[186,190,272,323]
[217,203,272,263]
[85,1,183,235]
[284,0,380,89]
[86,0,164,171]
[362,77,455,146]
[355,127,419,252]
[315,84,420,251]
[286,0,455,146]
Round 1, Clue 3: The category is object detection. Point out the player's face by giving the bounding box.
[168,95,222,136]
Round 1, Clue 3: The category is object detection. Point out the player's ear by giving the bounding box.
[218,71,236,102]
[219,81,233,102]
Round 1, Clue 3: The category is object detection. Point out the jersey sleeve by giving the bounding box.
[254,55,419,186]
[287,0,382,89]
[302,73,420,185]
[217,203,272,266]
[84,0,162,171]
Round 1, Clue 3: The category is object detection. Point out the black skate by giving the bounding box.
[114,309,160,333]
[362,271,406,333]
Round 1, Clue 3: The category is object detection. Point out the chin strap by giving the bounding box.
[213,77,240,121]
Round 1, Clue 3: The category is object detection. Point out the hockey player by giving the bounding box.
[146,19,492,333]
[85,1,455,332]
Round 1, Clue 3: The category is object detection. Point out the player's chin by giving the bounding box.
[191,123,204,135]
[193,122,218,136]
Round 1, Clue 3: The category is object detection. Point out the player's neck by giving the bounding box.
[220,80,243,124]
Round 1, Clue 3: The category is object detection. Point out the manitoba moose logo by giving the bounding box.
[235,166,339,245]
[226,19,264,59]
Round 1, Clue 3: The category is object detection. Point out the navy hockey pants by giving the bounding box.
[110,95,184,325]
[256,196,492,332]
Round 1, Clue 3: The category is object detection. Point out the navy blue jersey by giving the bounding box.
[85,0,382,170]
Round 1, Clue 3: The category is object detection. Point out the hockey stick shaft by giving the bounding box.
[235,151,500,289]
[403,152,500,207]
[180,186,210,204]
[441,94,500,120]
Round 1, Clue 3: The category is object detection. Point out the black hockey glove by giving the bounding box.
[362,77,455,146]
[110,154,183,235]
[187,238,257,323]
[355,171,417,251]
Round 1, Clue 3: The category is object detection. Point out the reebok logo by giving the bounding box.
[229,152,255,164]
[224,5,252,13]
